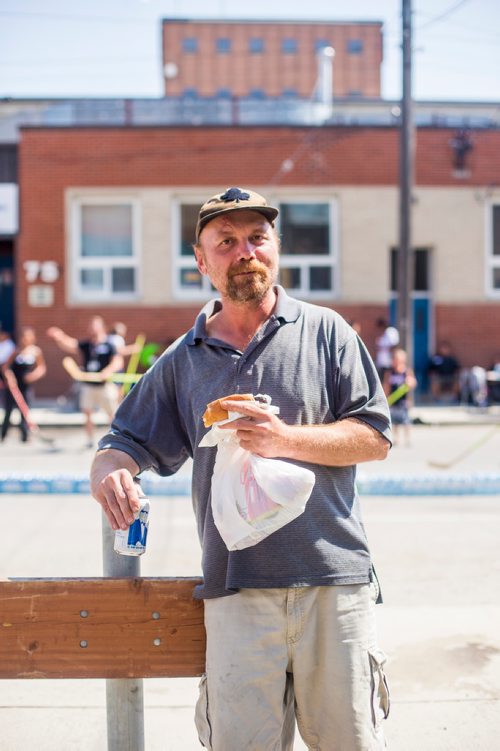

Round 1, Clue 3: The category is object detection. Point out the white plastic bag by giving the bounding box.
[199,400,315,551]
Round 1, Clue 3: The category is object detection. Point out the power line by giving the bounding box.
[417,0,474,31]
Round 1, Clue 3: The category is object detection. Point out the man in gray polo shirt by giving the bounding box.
[91,187,392,751]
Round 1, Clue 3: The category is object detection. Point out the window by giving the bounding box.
[315,39,331,53]
[278,201,336,297]
[216,88,232,98]
[487,205,500,295]
[347,39,364,54]
[173,198,337,300]
[182,88,198,98]
[70,199,140,301]
[182,37,198,53]
[282,38,298,54]
[173,202,212,298]
[249,37,264,53]
[281,88,298,98]
[216,38,231,53]
[390,248,430,292]
[248,89,266,99]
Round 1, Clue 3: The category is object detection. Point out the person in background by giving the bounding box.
[47,316,123,448]
[107,321,144,401]
[107,321,127,355]
[108,321,142,358]
[485,355,500,404]
[490,355,500,373]
[1,326,46,442]
[428,341,461,402]
[90,187,391,750]
[348,319,363,337]
[0,328,15,366]
[0,328,16,410]
[383,347,417,447]
[374,318,400,382]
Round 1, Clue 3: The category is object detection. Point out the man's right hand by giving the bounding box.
[90,449,142,530]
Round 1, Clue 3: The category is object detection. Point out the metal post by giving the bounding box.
[398,0,415,362]
[102,514,145,751]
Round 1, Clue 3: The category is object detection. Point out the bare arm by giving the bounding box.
[0,350,43,387]
[219,400,390,467]
[24,347,47,384]
[90,448,142,530]
[406,367,418,391]
[46,326,79,356]
[382,370,391,397]
[119,342,142,356]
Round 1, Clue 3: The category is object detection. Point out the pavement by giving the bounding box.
[1,405,500,750]
[20,398,500,428]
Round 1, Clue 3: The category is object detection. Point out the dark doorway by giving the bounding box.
[0,240,15,334]
[390,247,432,394]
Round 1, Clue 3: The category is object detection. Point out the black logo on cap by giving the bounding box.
[220,188,250,203]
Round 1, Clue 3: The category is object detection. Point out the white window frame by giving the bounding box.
[172,196,213,301]
[274,197,339,300]
[171,194,339,302]
[486,201,500,298]
[69,195,142,303]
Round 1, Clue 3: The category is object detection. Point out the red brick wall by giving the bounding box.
[19,125,500,189]
[17,125,500,396]
[162,21,382,98]
[434,304,500,370]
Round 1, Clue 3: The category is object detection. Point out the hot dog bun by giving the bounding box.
[203,393,255,427]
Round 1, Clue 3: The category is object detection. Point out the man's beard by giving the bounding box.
[226,260,275,303]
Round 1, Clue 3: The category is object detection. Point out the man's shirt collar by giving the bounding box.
[186,286,301,346]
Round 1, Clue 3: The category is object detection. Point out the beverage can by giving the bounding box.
[114,499,150,556]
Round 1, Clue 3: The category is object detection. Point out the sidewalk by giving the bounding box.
[1,412,500,749]
[1,492,499,750]
[1,404,500,493]
[23,399,500,428]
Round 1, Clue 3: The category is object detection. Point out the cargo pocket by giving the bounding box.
[194,674,213,749]
[369,649,390,729]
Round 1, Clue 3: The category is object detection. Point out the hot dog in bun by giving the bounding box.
[202,393,255,427]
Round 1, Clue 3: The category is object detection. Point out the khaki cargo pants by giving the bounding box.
[195,584,389,751]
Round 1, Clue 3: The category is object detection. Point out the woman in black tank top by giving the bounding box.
[1,327,46,442]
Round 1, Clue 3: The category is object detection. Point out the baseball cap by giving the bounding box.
[195,187,279,242]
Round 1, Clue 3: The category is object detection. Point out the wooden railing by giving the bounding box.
[0,515,205,751]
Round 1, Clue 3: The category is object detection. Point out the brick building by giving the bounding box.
[161,19,383,99]
[16,123,500,398]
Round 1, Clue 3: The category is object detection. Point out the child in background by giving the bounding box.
[383,347,417,447]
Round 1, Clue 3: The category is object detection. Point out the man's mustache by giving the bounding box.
[229,261,267,277]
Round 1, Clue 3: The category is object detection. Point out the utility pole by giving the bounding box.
[397,0,414,359]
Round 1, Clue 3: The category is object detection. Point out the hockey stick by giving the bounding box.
[3,370,56,446]
[427,424,499,469]
[62,357,142,384]
[387,383,410,406]
[122,333,146,396]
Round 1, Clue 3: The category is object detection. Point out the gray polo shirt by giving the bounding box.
[99,287,391,599]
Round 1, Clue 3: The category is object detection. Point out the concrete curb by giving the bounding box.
[2,471,500,496]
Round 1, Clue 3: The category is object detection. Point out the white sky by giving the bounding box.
[0,0,499,101]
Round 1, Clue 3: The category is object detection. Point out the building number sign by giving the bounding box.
[23,260,60,283]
